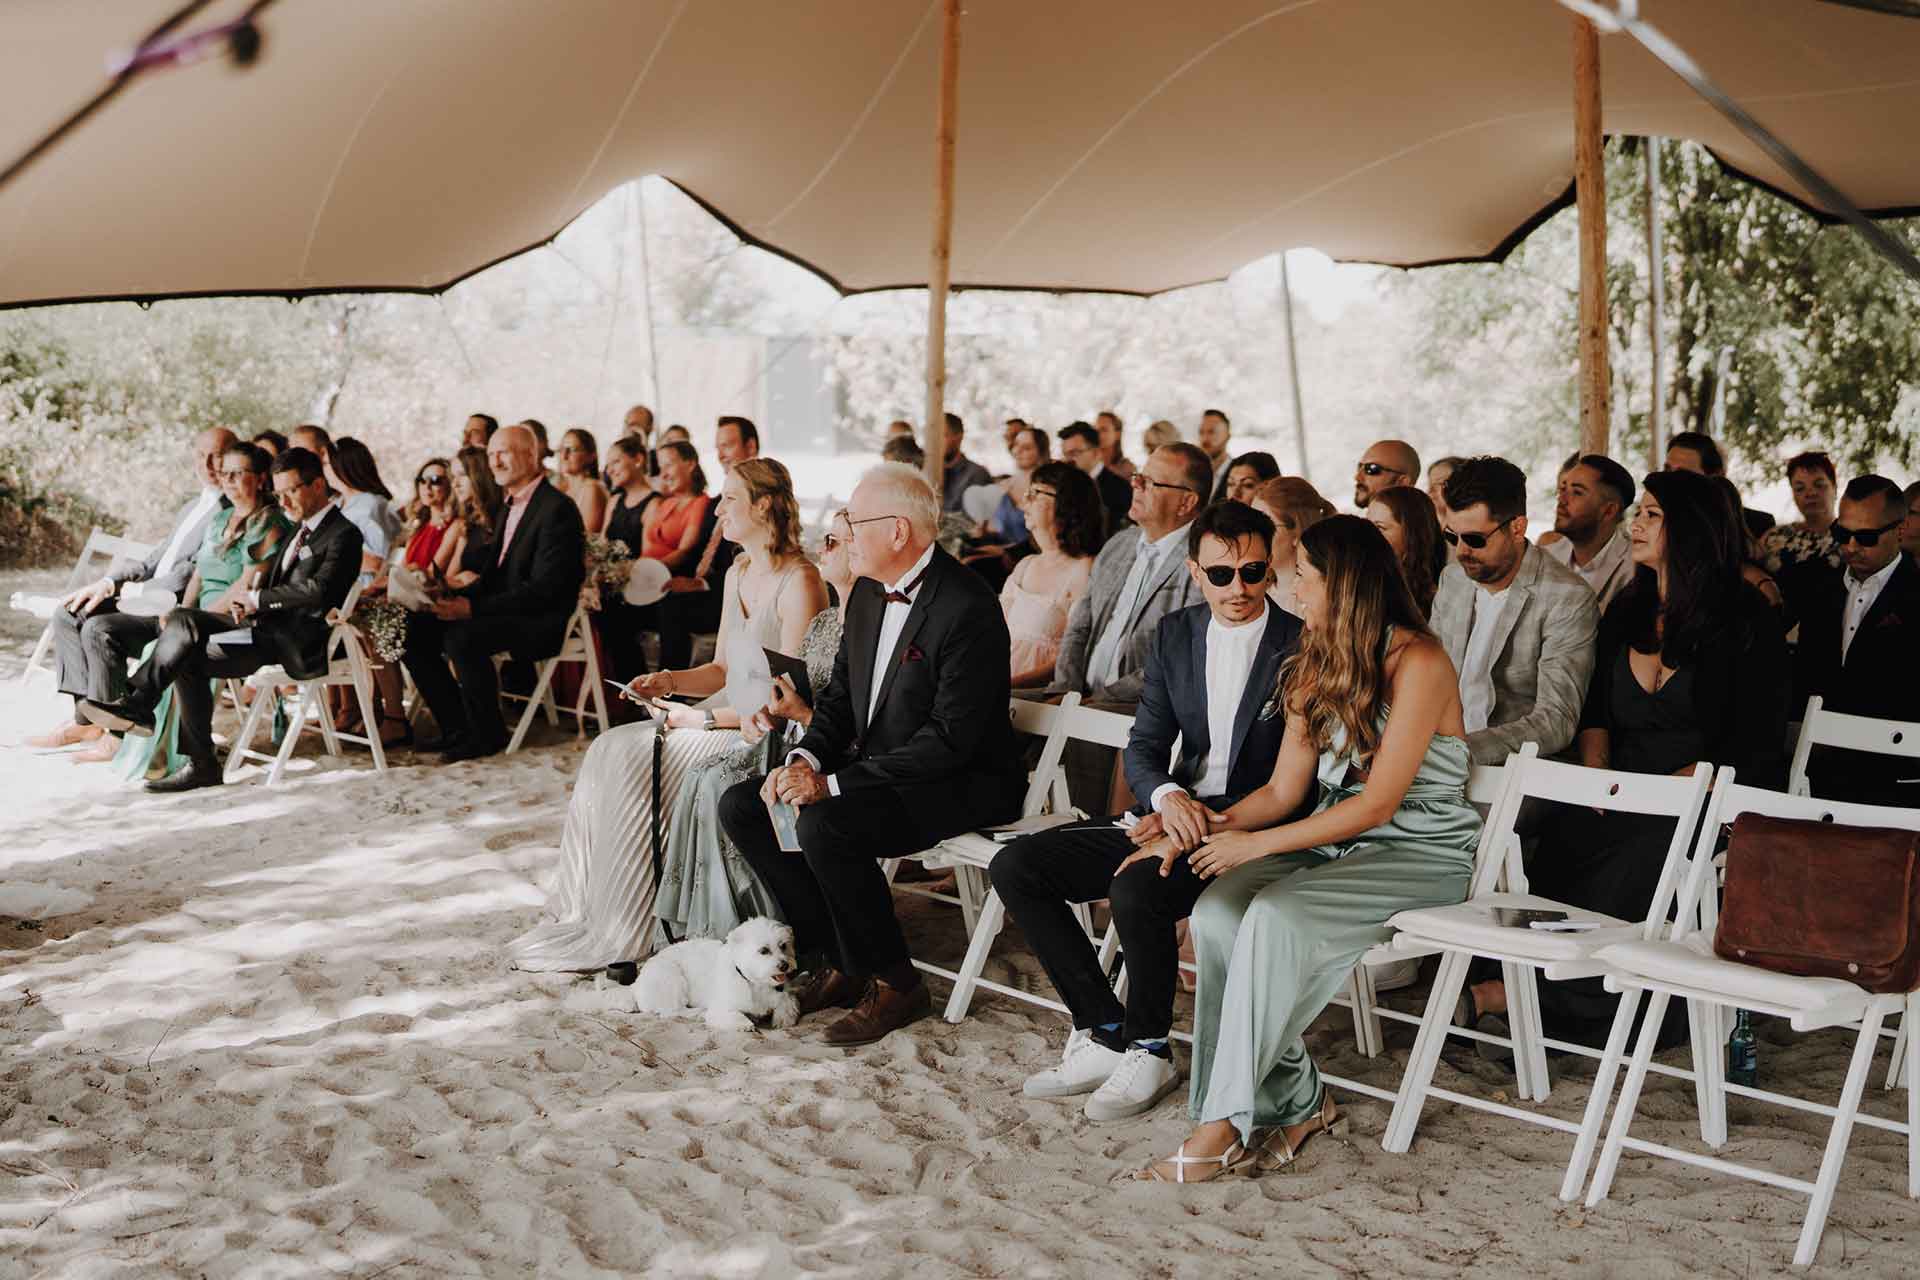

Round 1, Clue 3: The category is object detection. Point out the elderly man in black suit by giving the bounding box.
[719,462,1024,1046]
[991,501,1304,1122]
[1797,476,1920,806]
[401,423,586,762]
[79,447,363,792]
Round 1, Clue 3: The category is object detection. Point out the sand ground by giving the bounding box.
[1,567,1914,1278]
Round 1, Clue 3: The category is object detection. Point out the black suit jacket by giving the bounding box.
[255,506,364,679]
[1800,553,1920,802]
[463,478,586,657]
[1124,602,1304,814]
[795,547,1024,844]
[1095,466,1133,536]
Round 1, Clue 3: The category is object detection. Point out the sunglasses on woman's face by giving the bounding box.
[1831,519,1901,547]
[420,474,449,488]
[1200,561,1269,587]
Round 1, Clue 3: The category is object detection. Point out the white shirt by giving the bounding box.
[1086,522,1190,691]
[1151,608,1267,812]
[1542,526,1632,610]
[1459,584,1511,734]
[1842,556,1901,664]
[155,487,222,578]
[791,541,937,797]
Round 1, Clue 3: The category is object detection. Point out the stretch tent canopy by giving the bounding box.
[2,0,1918,309]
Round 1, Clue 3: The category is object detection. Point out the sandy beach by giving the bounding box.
[1,569,1914,1278]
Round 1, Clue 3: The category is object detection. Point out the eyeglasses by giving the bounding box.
[837,509,904,530]
[1359,462,1406,478]
[419,474,449,488]
[1199,561,1270,588]
[1442,521,1512,551]
[219,467,253,479]
[1129,473,1194,495]
[1831,519,1902,548]
[1025,487,1057,502]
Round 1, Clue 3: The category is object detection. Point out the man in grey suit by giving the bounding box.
[28,426,237,757]
[1431,456,1598,765]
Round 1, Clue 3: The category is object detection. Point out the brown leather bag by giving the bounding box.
[1714,811,1920,994]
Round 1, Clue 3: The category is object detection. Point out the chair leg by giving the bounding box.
[352,663,387,773]
[224,681,268,782]
[583,640,610,736]
[1559,986,1643,1202]
[1586,990,1672,1208]
[943,890,1007,1023]
[21,623,54,687]
[1686,997,1727,1148]
[312,686,342,757]
[1887,1013,1908,1091]
[1794,1005,1888,1267]
[268,684,315,786]
[1907,993,1919,1199]
[1500,960,1545,1104]
[1344,966,1382,1058]
[1383,948,1471,1155]
[507,659,559,754]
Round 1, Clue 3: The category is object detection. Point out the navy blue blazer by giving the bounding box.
[1123,601,1304,813]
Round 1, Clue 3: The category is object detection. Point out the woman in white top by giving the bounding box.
[507,457,828,974]
[1002,461,1099,688]
[1251,476,1335,619]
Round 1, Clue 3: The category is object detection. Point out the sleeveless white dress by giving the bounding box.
[506,566,790,971]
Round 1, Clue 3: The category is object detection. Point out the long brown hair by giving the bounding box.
[731,457,804,568]
[1280,514,1432,766]
[1368,485,1446,619]
[454,445,503,534]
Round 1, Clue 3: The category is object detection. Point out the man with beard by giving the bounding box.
[1540,452,1637,611]
[1429,456,1597,765]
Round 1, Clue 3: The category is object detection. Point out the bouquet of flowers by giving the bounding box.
[348,597,409,663]
[582,534,635,610]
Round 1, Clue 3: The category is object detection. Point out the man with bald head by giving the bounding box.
[400,423,586,761]
[1354,439,1421,509]
[28,425,237,757]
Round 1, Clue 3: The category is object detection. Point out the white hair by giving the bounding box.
[859,463,940,542]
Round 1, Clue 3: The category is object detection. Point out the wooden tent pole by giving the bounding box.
[1573,14,1611,456]
[1277,254,1310,480]
[923,0,961,496]
[1643,137,1666,473]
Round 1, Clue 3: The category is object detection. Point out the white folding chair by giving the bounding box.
[223,581,388,785]
[1787,695,1920,1088]
[1314,750,1532,1102]
[502,603,611,754]
[16,526,157,687]
[1380,754,1715,1202]
[1584,777,1920,1267]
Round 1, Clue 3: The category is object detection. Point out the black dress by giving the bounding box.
[600,491,654,689]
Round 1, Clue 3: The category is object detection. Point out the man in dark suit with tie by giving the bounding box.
[1058,420,1132,537]
[401,423,585,761]
[991,501,1304,1121]
[78,447,363,792]
[719,463,1025,1046]
[1795,476,1920,806]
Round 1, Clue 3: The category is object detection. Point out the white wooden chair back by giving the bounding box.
[18,526,158,685]
[1787,695,1920,797]
[1008,692,1079,817]
[1462,744,1535,897]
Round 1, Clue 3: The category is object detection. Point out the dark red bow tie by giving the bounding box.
[885,566,930,606]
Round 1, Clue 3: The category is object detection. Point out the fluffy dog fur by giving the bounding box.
[631,917,800,1030]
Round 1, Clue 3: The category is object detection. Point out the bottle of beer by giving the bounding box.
[1727,1008,1758,1086]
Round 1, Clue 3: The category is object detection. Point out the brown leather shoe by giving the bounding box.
[823,977,931,1047]
[25,722,103,749]
[793,967,866,1018]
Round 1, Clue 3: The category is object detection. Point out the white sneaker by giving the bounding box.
[1371,957,1423,993]
[1083,1046,1181,1122]
[1022,1029,1125,1099]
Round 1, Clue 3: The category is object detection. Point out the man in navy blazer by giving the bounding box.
[991,500,1304,1123]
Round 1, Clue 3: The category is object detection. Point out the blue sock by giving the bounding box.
[1089,1022,1126,1051]
[1132,1038,1171,1059]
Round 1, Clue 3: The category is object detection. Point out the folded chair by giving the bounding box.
[1380,754,1714,1202]
[1584,776,1920,1267]
[17,526,157,687]
[224,581,387,785]
[501,602,611,753]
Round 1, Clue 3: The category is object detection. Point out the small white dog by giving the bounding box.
[631,916,800,1031]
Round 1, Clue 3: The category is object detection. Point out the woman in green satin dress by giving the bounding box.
[115,442,294,780]
[1127,514,1481,1183]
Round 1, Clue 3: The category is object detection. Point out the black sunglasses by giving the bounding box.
[1200,561,1269,588]
[419,474,450,487]
[1831,519,1902,548]
[1359,462,1405,478]
[1441,521,1511,551]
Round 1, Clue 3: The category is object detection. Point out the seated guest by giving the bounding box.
[938,413,994,515]
[639,440,711,576]
[1127,514,1479,1182]
[885,419,916,441]
[1432,457,1598,764]
[656,512,854,945]
[78,448,363,792]
[1058,420,1132,535]
[1096,410,1135,482]
[1002,462,1100,689]
[289,423,332,463]
[1221,451,1281,506]
[1763,451,1844,631]
[114,442,293,781]
[1354,439,1421,509]
[598,437,655,693]
[399,425,585,761]
[1198,410,1235,500]
[660,424,690,444]
[29,426,236,759]
[461,413,499,450]
[881,435,925,469]
[519,419,553,472]
[555,428,610,533]
[655,416,759,670]
[1710,476,1784,608]
[1142,419,1181,452]
[1666,429,1774,540]
[1797,476,1919,806]
[993,501,1303,1122]
[1365,485,1446,619]
[439,446,503,585]
[509,458,826,973]
[324,437,407,745]
[1541,452,1637,611]
[250,429,288,459]
[1251,476,1335,616]
[986,424,1050,548]
[1426,456,1465,521]
[398,457,463,580]
[1463,468,1788,1047]
[717,463,1024,1046]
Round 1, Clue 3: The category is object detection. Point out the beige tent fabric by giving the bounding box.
[1,0,1917,306]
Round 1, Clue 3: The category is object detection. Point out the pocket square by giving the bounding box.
[902,643,924,664]
[1877,612,1902,629]
[298,545,314,561]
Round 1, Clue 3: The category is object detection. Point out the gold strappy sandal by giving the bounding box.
[1255,1090,1344,1171]
[1132,1136,1261,1183]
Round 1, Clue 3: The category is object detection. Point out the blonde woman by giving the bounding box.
[1126,515,1481,1182]
[508,458,828,974]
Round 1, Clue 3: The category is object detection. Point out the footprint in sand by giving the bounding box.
[911,1143,979,1192]
[484,829,540,852]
